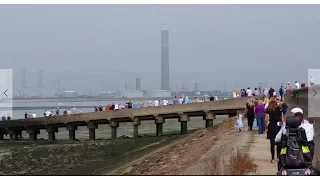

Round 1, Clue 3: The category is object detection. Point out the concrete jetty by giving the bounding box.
[0,97,249,141]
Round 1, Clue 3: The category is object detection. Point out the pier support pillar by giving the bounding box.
[26,128,39,141]
[132,117,140,138]
[87,122,98,140]
[179,114,190,134]
[155,116,165,136]
[0,129,6,140]
[66,124,77,141]
[206,119,213,128]
[110,120,119,140]
[204,111,215,128]
[46,126,58,141]
[156,123,163,136]
[8,129,19,140]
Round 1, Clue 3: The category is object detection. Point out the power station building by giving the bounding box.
[61,91,78,98]
[120,90,143,98]
[147,90,171,98]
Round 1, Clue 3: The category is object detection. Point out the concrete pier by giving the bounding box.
[0,97,251,141]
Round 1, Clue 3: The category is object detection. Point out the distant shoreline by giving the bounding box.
[13,95,222,103]
[13,97,172,103]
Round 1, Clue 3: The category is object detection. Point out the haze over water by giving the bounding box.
[1,5,319,97]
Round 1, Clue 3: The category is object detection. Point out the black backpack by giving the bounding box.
[280,117,312,169]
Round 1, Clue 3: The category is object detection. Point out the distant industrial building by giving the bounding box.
[120,90,144,98]
[147,90,171,98]
[136,78,141,90]
[61,91,78,98]
[99,91,116,98]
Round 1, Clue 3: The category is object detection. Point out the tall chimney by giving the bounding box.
[161,26,170,91]
[136,78,141,90]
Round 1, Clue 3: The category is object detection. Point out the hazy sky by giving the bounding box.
[1,5,320,96]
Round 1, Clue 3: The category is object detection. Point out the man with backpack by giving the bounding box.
[275,108,315,171]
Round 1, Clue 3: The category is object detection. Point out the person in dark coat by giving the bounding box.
[265,97,283,163]
[245,97,255,131]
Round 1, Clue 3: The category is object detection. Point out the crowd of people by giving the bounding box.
[92,95,221,112]
[235,79,317,173]
[23,107,79,119]
[233,77,316,100]
[1,114,11,121]
[94,98,173,112]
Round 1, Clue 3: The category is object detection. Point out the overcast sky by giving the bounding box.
[1,5,320,96]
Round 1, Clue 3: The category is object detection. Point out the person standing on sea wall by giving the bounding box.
[279,86,284,102]
[128,100,133,109]
[264,88,268,97]
[1,114,6,121]
[154,99,159,106]
[310,76,315,86]
[173,96,178,104]
[295,80,300,89]
[246,87,252,97]
[148,99,153,107]
[133,101,139,108]
[286,82,291,91]
[139,101,144,108]
[163,99,169,105]
[28,112,33,118]
[71,107,77,114]
[214,95,218,101]
[56,107,59,115]
[233,91,237,98]
[184,96,189,104]
[254,88,259,96]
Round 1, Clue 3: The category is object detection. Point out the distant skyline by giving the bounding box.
[1,5,319,96]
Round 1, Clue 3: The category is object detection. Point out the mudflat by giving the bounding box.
[0,133,184,175]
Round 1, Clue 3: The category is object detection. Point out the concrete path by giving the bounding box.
[249,133,278,175]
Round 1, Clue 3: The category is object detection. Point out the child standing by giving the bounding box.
[236,111,243,132]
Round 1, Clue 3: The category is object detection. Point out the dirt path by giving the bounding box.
[118,118,256,175]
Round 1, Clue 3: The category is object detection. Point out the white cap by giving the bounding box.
[291,107,303,114]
